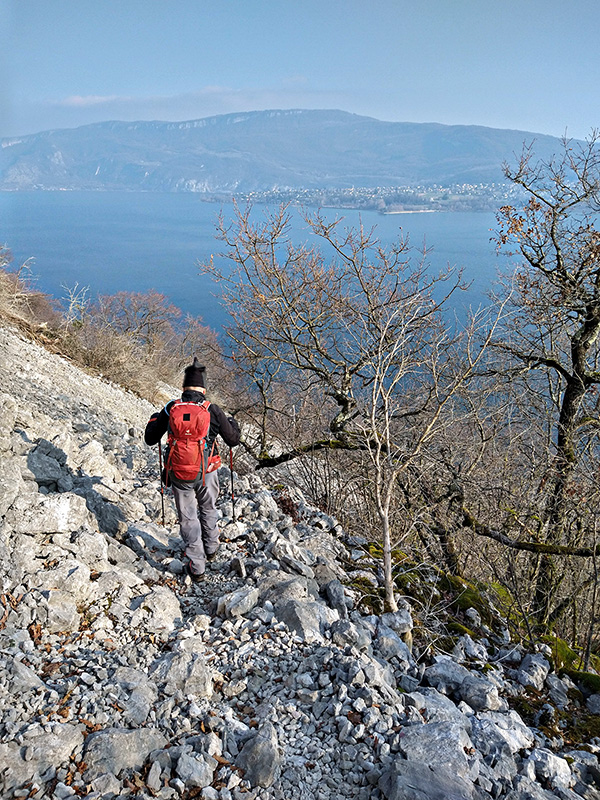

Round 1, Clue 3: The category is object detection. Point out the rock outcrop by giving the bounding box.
[0,323,599,800]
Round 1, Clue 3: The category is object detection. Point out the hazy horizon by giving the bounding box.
[4,0,598,141]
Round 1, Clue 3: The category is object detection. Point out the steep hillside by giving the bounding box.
[1,323,600,800]
[0,109,566,192]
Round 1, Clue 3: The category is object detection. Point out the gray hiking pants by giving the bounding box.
[170,470,220,575]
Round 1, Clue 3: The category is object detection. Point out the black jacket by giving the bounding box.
[144,389,240,454]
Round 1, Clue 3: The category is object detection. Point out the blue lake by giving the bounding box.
[0,192,514,330]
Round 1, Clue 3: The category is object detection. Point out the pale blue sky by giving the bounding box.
[3,0,598,139]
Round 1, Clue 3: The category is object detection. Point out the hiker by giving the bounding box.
[144,358,240,582]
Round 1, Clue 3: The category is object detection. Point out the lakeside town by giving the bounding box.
[237,182,526,212]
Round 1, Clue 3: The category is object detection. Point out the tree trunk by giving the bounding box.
[381,513,398,613]
[534,374,586,626]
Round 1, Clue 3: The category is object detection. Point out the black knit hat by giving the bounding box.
[183,357,206,388]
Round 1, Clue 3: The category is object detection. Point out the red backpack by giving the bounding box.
[165,399,220,483]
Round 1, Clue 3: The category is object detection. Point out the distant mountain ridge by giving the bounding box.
[0,109,567,193]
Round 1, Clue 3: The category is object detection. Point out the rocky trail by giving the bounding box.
[1,324,600,800]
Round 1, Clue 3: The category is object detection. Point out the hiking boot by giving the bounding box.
[185,561,206,583]
[206,545,220,563]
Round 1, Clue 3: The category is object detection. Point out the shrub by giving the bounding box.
[0,249,227,404]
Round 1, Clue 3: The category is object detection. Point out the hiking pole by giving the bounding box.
[157,441,165,527]
[229,447,236,521]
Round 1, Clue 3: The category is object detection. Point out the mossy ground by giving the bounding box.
[350,542,600,686]
[447,621,477,637]
[509,688,600,748]
[350,544,504,648]
[437,573,496,626]
[349,575,385,615]
[538,635,600,676]
[540,635,583,671]
[562,669,600,695]
[571,713,600,744]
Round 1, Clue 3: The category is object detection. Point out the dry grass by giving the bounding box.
[0,248,228,403]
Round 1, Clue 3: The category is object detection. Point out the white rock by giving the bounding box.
[527,748,574,790]
[6,492,98,535]
[517,653,550,691]
[478,709,535,753]
[216,586,260,619]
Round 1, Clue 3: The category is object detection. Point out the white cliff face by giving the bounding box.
[0,323,599,800]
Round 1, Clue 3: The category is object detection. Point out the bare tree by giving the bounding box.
[202,204,500,610]
[489,133,600,627]
[91,290,181,352]
[61,289,222,398]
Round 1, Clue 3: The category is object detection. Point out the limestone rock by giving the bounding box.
[83,727,167,780]
[112,666,150,690]
[78,439,122,483]
[517,652,551,691]
[26,439,73,492]
[459,674,503,712]
[176,751,218,788]
[122,684,156,725]
[477,709,535,754]
[0,722,84,793]
[424,655,472,693]
[406,687,472,730]
[379,759,480,800]
[330,618,372,651]
[323,578,349,619]
[216,586,260,618]
[380,604,413,635]
[587,694,600,714]
[41,589,81,633]
[236,721,281,788]
[129,585,182,633]
[90,773,122,796]
[37,558,92,603]
[275,598,338,643]
[70,529,110,565]
[6,492,98,535]
[546,674,572,710]
[0,457,25,516]
[10,657,47,692]
[397,721,476,779]
[150,651,214,697]
[527,748,574,791]
[260,573,314,605]
[0,392,17,451]
[376,621,413,665]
